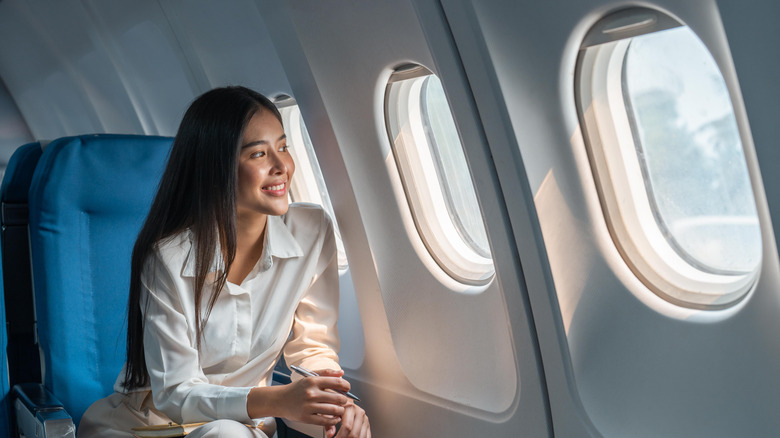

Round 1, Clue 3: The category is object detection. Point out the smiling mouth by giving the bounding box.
[261,182,287,195]
[263,183,285,191]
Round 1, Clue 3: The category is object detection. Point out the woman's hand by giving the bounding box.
[331,401,370,438]
[247,369,351,427]
[314,369,371,438]
[282,369,352,427]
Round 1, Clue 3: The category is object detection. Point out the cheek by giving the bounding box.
[237,166,249,190]
[237,164,261,193]
[286,157,296,179]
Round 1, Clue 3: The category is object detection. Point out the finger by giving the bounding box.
[335,405,356,438]
[302,380,349,405]
[326,425,337,438]
[315,368,344,377]
[308,402,346,417]
[349,410,367,438]
[315,376,351,394]
[305,388,349,406]
[359,415,370,438]
[305,412,342,427]
[345,406,368,438]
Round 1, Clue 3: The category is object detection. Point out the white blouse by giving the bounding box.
[113,203,341,425]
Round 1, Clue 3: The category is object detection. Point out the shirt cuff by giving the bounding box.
[217,386,253,423]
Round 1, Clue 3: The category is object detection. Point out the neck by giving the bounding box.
[236,210,268,252]
[228,211,268,285]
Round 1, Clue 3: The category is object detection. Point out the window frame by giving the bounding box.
[275,96,349,270]
[575,9,760,309]
[385,65,494,285]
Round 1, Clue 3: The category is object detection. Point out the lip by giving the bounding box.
[261,181,287,197]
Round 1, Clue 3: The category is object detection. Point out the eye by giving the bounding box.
[250,150,266,158]
[279,145,289,153]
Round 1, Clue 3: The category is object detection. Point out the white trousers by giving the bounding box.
[77,390,272,437]
[188,420,269,437]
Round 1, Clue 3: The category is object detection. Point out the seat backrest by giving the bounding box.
[1,249,10,438]
[1,141,44,436]
[27,134,172,426]
[1,142,44,393]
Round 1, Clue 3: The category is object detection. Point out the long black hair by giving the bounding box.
[123,86,282,389]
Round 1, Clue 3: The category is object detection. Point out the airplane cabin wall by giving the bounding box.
[718,0,780,277]
[0,80,32,167]
[438,0,780,436]
[257,0,551,435]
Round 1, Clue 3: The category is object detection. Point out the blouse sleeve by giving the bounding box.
[283,211,341,374]
[141,251,253,425]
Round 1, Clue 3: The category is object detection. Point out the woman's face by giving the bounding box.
[236,109,295,219]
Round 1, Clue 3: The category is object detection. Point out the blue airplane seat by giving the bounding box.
[26,134,172,428]
[1,251,11,438]
[1,142,44,436]
[1,142,44,390]
[1,142,43,204]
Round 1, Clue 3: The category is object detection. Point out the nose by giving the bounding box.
[269,151,288,175]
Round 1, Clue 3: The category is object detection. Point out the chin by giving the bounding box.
[268,204,290,216]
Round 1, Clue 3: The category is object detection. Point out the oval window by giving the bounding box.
[576,9,761,308]
[385,65,493,285]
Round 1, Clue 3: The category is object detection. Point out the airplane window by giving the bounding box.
[386,65,493,285]
[276,98,348,270]
[421,76,491,257]
[577,9,761,308]
[624,27,760,275]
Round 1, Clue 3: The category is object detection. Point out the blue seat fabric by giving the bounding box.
[1,142,44,436]
[1,141,43,204]
[1,142,44,393]
[27,134,172,426]
[1,249,11,438]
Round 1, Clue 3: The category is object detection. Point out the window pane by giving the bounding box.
[296,111,338,219]
[385,67,494,285]
[280,104,348,269]
[421,75,490,257]
[624,26,760,273]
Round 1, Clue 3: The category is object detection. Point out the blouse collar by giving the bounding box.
[181,214,304,277]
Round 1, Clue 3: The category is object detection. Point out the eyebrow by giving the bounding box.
[241,134,287,149]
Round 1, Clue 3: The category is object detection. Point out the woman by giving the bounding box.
[78,86,370,438]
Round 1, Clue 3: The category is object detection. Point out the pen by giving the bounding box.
[289,364,361,402]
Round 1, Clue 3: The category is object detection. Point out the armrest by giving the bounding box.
[12,383,64,412]
[12,383,75,438]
